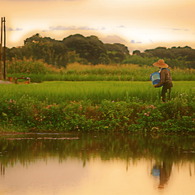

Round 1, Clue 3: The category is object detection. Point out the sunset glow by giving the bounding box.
[1,0,195,52]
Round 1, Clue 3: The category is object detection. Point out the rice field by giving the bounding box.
[0,81,194,132]
[0,81,194,104]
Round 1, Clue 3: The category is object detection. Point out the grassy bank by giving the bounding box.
[0,81,194,132]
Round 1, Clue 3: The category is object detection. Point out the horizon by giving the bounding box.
[6,32,195,54]
[1,0,195,52]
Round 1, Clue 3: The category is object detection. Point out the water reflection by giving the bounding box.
[151,161,172,189]
[0,163,5,175]
[0,132,195,195]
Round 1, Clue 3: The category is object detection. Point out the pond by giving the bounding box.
[0,132,195,195]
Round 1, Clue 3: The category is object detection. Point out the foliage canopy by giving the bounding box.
[6,33,195,69]
[7,33,130,67]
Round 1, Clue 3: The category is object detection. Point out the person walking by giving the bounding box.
[153,59,173,102]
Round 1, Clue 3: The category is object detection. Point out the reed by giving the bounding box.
[7,61,195,82]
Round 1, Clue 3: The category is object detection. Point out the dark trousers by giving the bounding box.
[161,86,172,102]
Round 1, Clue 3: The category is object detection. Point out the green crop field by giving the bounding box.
[0,81,194,104]
[0,81,194,133]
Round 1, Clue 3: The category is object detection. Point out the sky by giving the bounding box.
[1,0,195,52]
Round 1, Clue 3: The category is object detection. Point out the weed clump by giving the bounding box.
[0,97,194,133]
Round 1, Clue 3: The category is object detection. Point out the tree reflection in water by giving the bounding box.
[0,132,195,190]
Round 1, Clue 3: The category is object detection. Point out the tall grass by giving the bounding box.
[7,61,195,82]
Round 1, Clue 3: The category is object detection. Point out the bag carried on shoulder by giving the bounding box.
[150,72,161,86]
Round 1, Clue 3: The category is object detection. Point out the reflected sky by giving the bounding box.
[0,133,195,195]
[0,158,195,195]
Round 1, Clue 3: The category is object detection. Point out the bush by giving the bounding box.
[7,59,59,74]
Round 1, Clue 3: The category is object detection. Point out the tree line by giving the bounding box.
[6,33,195,69]
[7,33,129,67]
[132,46,195,68]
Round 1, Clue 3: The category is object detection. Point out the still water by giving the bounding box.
[0,132,195,195]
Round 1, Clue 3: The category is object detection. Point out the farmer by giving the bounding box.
[153,59,173,102]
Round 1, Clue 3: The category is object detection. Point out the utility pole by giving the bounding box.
[0,17,6,80]
[0,17,2,80]
[3,17,6,80]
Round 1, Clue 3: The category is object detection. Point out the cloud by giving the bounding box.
[8,27,23,31]
[101,35,127,44]
[48,25,97,31]
[130,40,142,44]
[117,25,125,28]
[172,28,189,31]
[161,27,189,32]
